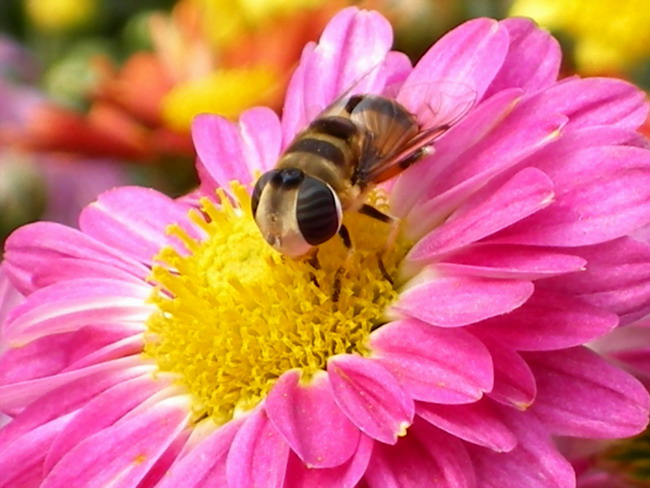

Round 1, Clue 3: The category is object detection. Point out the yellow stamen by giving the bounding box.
[144,183,406,424]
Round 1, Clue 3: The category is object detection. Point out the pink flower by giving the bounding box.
[2,7,650,487]
[561,316,650,488]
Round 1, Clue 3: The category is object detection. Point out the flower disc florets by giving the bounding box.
[145,185,405,423]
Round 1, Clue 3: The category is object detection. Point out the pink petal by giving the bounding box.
[20,258,146,295]
[467,410,575,488]
[0,267,24,328]
[391,88,524,219]
[327,354,414,444]
[485,18,561,96]
[532,135,650,186]
[4,278,152,345]
[0,330,73,389]
[0,413,73,488]
[265,369,359,468]
[493,168,650,247]
[138,429,190,488]
[307,6,395,99]
[64,333,144,370]
[194,106,283,195]
[44,374,174,472]
[590,319,650,359]
[383,51,414,86]
[459,79,649,192]
[471,290,618,351]
[403,118,565,242]
[0,324,141,389]
[195,156,219,198]
[79,187,192,264]
[416,400,517,452]
[0,356,146,413]
[238,106,283,173]
[612,347,650,381]
[595,320,650,379]
[395,17,509,135]
[540,237,650,324]
[4,222,148,295]
[483,339,536,409]
[156,419,243,488]
[284,434,373,488]
[525,77,649,131]
[278,44,311,143]
[370,319,493,404]
[0,367,151,450]
[525,347,650,438]
[438,244,586,280]
[521,126,648,172]
[408,167,555,261]
[404,18,509,103]
[160,412,216,460]
[633,220,650,244]
[192,114,250,193]
[62,324,143,364]
[281,7,397,142]
[601,288,650,327]
[41,396,190,488]
[226,407,289,488]
[393,274,533,328]
[364,419,475,488]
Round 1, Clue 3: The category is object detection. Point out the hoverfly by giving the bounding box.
[251,78,475,265]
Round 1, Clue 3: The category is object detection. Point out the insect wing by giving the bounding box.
[353,80,476,185]
[347,95,419,161]
[358,125,449,184]
[396,79,476,132]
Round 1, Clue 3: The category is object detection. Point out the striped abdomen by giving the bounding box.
[277,94,420,206]
[277,113,360,203]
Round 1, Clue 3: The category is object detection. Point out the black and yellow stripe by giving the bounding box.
[277,94,420,208]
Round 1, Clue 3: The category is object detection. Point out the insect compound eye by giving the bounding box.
[295,176,342,246]
[251,170,279,217]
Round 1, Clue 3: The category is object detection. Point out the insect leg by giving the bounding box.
[305,248,321,287]
[358,204,399,285]
[338,224,352,249]
[306,249,321,270]
[333,225,353,302]
[359,203,393,223]
[369,145,434,184]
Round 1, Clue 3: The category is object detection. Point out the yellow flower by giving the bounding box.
[193,0,326,47]
[25,0,97,33]
[161,67,281,132]
[510,0,650,73]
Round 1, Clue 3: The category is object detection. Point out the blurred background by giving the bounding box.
[1,0,648,243]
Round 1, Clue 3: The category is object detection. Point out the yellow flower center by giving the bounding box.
[144,183,406,424]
